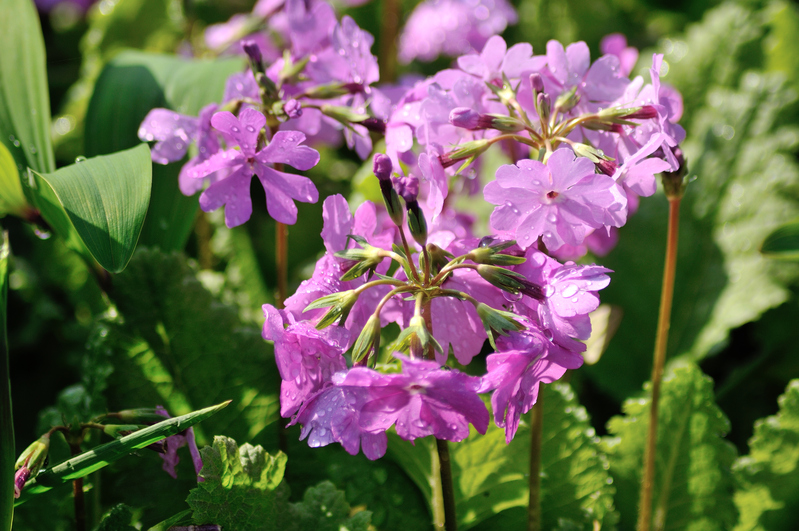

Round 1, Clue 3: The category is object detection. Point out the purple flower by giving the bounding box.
[340,355,489,442]
[292,382,387,460]
[262,304,349,417]
[155,406,204,482]
[14,467,31,498]
[398,0,517,63]
[484,149,627,251]
[543,40,629,106]
[331,16,379,86]
[187,108,320,227]
[138,109,199,165]
[480,330,582,442]
[456,35,545,84]
[600,33,638,77]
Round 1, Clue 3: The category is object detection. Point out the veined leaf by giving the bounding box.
[603,361,737,530]
[733,380,799,531]
[389,383,617,529]
[0,232,13,531]
[0,0,55,175]
[15,400,230,503]
[31,144,152,273]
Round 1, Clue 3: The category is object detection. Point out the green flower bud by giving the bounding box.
[475,303,526,349]
[352,314,382,364]
[15,435,50,476]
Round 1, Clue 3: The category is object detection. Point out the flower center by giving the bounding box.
[546,190,559,200]
[406,383,426,395]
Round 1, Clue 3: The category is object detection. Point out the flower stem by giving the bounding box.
[276,221,288,309]
[637,195,681,531]
[527,386,544,531]
[1,232,14,531]
[436,438,458,531]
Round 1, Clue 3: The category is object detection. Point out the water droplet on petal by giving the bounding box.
[560,284,578,298]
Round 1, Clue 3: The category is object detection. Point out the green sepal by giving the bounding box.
[476,304,526,349]
[351,315,381,364]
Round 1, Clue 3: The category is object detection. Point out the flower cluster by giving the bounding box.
[133,0,685,459]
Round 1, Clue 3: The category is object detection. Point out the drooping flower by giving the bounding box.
[187,108,320,227]
[484,148,627,251]
[155,406,204,482]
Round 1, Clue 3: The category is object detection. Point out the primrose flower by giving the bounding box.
[155,406,204,482]
[187,108,320,227]
[341,355,489,442]
[484,148,627,251]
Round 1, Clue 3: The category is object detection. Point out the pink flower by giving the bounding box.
[154,406,204,482]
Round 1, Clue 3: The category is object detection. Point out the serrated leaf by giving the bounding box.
[603,361,737,530]
[760,219,799,260]
[31,144,152,273]
[288,480,372,531]
[186,436,289,530]
[0,232,12,531]
[105,248,280,446]
[733,380,799,530]
[389,383,617,529]
[0,0,55,175]
[16,401,229,503]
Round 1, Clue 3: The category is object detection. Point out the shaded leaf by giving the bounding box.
[603,361,738,530]
[760,219,799,261]
[16,400,230,502]
[98,504,137,531]
[733,379,799,531]
[288,481,371,531]
[32,144,153,273]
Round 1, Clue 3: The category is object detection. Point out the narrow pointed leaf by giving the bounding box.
[0,142,28,217]
[31,144,152,273]
[0,233,13,531]
[0,0,55,175]
[15,400,230,503]
[603,361,738,529]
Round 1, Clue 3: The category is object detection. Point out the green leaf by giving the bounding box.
[0,232,13,531]
[287,481,372,531]
[186,436,290,530]
[0,0,55,175]
[85,51,244,252]
[760,219,799,260]
[603,361,738,530]
[389,383,617,530]
[31,144,152,273]
[98,504,137,531]
[15,400,230,503]
[105,248,280,446]
[733,380,799,531]
[0,141,29,218]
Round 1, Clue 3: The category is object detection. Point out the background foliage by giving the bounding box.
[3,0,799,529]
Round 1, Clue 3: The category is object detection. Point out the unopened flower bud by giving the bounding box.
[352,314,382,364]
[449,107,482,130]
[475,303,526,349]
[373,153,393,182]
[14,435,50,498]
[554,86,580,113]
[242,40,263,74]
[537,93,551,123]
[621,105,658,120]
[661,146,688,199]
[392,175,419,203]
[426,243,452,274]
[361,117,387,134]
[305,289,360,329]
[596,159,617,176]
[476,264,544,300]
[113,408,168,424]
[283,99,302,119]
[529,73,544,94]
[439,139,491,169]
[14,467,30,499]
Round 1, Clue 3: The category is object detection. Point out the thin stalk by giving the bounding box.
[378,0,401,83]
[436,439,458,531]
[68,440,86,531]
[1,232,13,531]
[398,229,421,282]
[276,221,288,308]
[527,387,544,531]
[637,196,681,531]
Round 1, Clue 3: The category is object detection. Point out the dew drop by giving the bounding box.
[29,146,37,155]
[544,285,555,297]
[503,291,522,303]
[560,284,578,298]
[245,125,255,132]
[75,156,87,163]
[34,227,51,240]
[231,126,240,133]
[12,140,20,148]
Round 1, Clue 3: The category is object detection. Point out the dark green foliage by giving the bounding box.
[287,481,371,531]
[734,380,799,530]
[97,504,137,531]
[604,362,738,530]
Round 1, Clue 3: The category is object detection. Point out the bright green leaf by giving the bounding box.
[733,380,799,531]
[603,361,738,530]
[389,383,617,530]
[31,144,152,273]
[186,436,290,530]
[0,0,55,175]
[0,142,29,218]
[0,232,13,531]
[760,219,799,260]
[15,400,230,503]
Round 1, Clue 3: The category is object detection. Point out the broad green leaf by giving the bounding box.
[105,248,280,446]
[15,400,230,503]
[586,2,799,400]
[85,51,244,252]
[733,380,799,531]
[0,232,13,531]
[0,142,29,218]
[186,436,290,530]
[760,219,799,260]
[0,0,55,175]
[31,144,152,273]
[389,383,617,530]
[603,362,738,530]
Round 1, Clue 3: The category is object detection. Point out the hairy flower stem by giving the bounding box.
[527,387,544,531]
[637,196,681,531]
